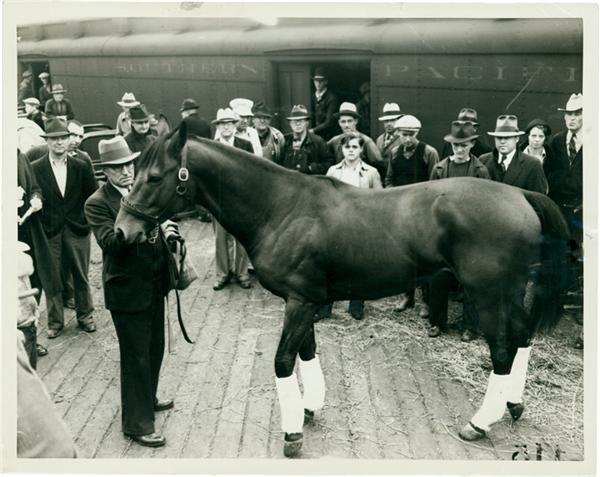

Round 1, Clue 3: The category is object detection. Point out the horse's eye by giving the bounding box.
[147,175,162,184]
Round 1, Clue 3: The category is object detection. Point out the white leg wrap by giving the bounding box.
[505,347,532,404]
[299,355,326,411]
[471,372,511,431]
[275,374,304,434]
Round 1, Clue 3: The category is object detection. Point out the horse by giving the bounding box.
[115,123,570,457]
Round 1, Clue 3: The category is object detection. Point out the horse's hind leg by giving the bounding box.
[274,298,318,457]
[298,323,325,425]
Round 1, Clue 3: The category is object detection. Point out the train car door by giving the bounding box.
[275,63,312,131]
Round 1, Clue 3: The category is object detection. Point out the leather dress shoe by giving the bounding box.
[36,343,48,356]
[213,276,230,291]
[64,298,76,309]
[78,320,97,333]
[125,432,166,447]
[154,398,174,412]
[238,278,252,289]
[47,328,62,339]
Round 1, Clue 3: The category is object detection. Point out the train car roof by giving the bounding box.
[18,17,582,57]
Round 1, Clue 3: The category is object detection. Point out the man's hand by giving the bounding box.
[161,220,181,242]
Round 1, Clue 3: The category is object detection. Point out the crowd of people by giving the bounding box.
[15,66,583,454]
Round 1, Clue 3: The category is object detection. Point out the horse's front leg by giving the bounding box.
[274,297,319,458]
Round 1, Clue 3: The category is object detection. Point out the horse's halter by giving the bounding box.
[120,143,192,225]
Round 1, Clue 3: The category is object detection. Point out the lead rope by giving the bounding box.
[175,239,195,344]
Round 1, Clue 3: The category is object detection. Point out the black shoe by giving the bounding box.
[64,298,76,309]
[213,276,230,291]
[238,278,252,289]
[47,328,63,339]
[125,432,166,447]
[154,398,174,412]
[36,343,48,356]
[350,311,364,321]
[78,320,97,333]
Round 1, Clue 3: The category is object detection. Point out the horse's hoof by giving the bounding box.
[304,409,314,425]
[507,402,524,421]
[458,422,486,441]
[283,432,303,458]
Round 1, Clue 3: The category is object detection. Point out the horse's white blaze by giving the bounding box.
[275,374,304,433]
[299,355,326,411]
[471,372,511,431]
[506,346,532,404]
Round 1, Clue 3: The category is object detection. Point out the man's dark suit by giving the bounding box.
[479,149,548,194]
[31,153,97,331]
[85,182,172,436]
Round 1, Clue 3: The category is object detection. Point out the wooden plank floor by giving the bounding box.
[34,218,584,460]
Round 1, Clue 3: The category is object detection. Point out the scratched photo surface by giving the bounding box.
[9,11,589,471]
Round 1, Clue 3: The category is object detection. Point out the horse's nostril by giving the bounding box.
[115,227,125,241]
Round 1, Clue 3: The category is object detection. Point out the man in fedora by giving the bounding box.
[479,115,547,194]
[252,102,285,162]
[310,67,340,140]
[38,71,53,105]
[23,97,45,131]
[428,121,490,341]
[85,136,177,448]
[115,92,140,136]
[375,102,404,169]
[278,104,332,175]
[124,105,157,154]
[18,70,35,106]
[31,118,98,338]
[44,84,75,120]
[440,108,491,159]
[328,102,385,177]
[211,108,255,291]
[179,97,211,138]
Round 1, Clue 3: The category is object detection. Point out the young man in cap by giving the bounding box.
[310,67,340,140]
[278,105,332,175]
[211,108,255,291]
[115,92,140,136]
[31,118,98,338]
[18,70,35,106]
[228,98,263,156]
[375,102,404,170]
[328,102,385,178]
[38,72,53,106]
[252,102,285,162]
[23,97,45,131]
[85,136,178,448]
[44,84,75,120]
[440,108,491,159]
[479,115,547,194]
[124,105,157,154]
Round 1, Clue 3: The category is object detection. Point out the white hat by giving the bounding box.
[117,92,141,108]
[378,102,402,121]
[23,97,41,107]
[334,102,360,119]
[557,93,583,112]
[212,107,239,124]
[230,98,254,117]
[394,115,421,131]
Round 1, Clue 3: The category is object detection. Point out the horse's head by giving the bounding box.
[115,121,196,243]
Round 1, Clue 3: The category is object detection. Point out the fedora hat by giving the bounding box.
[23,97,41,107]
[312,67,327,80]
[98,136,140,166]
[487,115,525,137]
[38,72,50,79]
[253,102,273,118]
[524,118,552,137]
[444,121,480,143]
[557,93,583,112]
[180,98,199,112]
[394,114,421,131]
[117,92,140,108]
[22,70,32,78]
[334,102,360,119]
[286,104,311,120]
[457,108,479,125]
[129,105,151,122]
[40,118,70,138]
[378,102,402,121]
[212,107,239,124]
[51,84,67,94]
[230,98,254,117]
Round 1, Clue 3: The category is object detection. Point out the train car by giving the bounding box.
[17,17,582,151]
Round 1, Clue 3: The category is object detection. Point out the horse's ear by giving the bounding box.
[168,120,188,156]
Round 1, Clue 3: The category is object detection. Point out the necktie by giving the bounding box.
[500,154,508,174]
[568,134,577,164]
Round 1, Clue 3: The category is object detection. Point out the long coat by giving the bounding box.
[278,131,332,174]
[430,155,490,180]
[479,149,548,194]
[546,130,583,207]
[312,89,340,140]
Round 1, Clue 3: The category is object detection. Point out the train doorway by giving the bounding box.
[19,60,50,103]
[275,61,371,135]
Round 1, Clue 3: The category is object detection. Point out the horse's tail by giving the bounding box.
[523,190,571,332]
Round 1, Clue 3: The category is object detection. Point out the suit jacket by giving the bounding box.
[479,149,548,194]
[84,182,171,312]
[279,131,332,174]
[312,89,340,140]
[44,98,74,120]
[546,130,583,207]
[31,153,98,238]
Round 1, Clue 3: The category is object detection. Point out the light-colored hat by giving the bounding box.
[22,70,32,78]
[378,102,402,121]
[23,97,41,107]
[97,136,140,166]
[395,115,421,131]
[335,102,360,119]
[51,84,67,94]
[117,92,140,108]
[212,107,239,124]
[38,72,50,79]
[230,98,254,117]
[487,115,525,137]
[286,105,311,120]
[557,93,583,112]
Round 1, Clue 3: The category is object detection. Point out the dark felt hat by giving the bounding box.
[40,118,70,138]
[524,118,552,137]
[444,121,480,144]
[253,102,273,118]
[180,98,199,112]
[98,136,140,166]
[129,105,151,122]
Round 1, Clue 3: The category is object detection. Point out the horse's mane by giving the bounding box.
[135,127,179,169]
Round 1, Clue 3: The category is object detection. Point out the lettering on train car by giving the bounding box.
[114,60,262,80]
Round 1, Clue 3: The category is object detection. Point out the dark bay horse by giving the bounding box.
[115,123,569,457]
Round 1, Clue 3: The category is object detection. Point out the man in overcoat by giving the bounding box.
[375,102,404,171]
[85,136,176,447]
[310,67,340,140]
[125,105,157,154]
[43,84,75,120]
